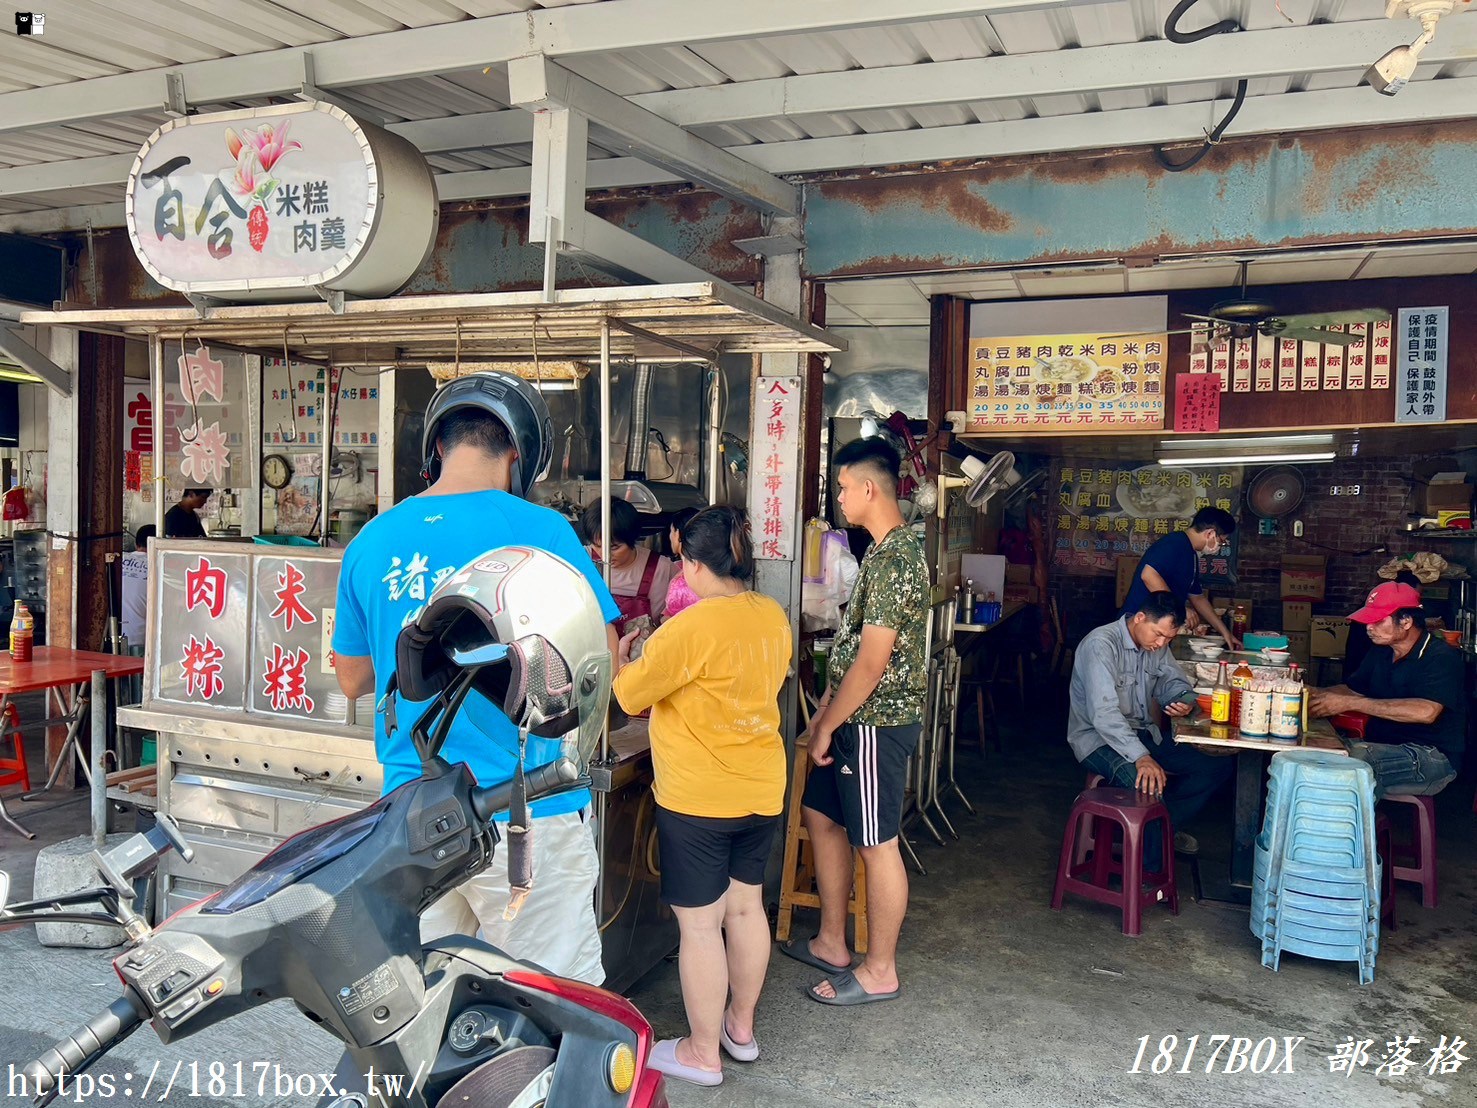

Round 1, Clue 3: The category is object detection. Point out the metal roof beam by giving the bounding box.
[637,17,1477,126]
[508,55,797,216]
[0,1,1083,135]
[0,322,71,395]
[0,154,136,197]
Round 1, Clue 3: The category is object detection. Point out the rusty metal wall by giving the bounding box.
[803,121,1477,278]
[73,188,763,307]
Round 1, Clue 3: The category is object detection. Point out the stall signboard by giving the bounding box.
[148,542,365,728]
[750,376,802,560]
[262,359,381,448]
[1395,307,1448,424]
[968,332,1166,431]
[153,549,252,710]
[251,556,344,722]
[1052,460,1241,587]
[125,101,437,301]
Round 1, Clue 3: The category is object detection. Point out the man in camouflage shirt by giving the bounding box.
[782,437,930,1008]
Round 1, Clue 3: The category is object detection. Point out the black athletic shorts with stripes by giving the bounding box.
[802,721,920,848]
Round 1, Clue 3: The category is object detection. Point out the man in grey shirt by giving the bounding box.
[1068,591,1233,871]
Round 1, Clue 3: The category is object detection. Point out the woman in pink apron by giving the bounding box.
[582,498,674,638]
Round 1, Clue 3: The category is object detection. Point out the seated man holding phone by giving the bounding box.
[1066,592,1234,869]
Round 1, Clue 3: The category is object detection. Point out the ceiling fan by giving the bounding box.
[1107,261,1391,352]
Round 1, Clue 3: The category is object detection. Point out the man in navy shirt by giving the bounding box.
[334,372,620,984]
[1120,506,1239,649]
[1310,582,1465,799]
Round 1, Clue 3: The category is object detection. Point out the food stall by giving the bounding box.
[36,284,840,988]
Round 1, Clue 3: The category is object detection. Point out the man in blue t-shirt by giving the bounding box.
[333,372,619,984]
[1120,506,1239,650]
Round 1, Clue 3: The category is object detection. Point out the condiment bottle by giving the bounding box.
[1211,661,1233,723]
[1230,659,1254,725]
[9,601,33,663]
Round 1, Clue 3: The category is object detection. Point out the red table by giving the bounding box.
[0,647,145,838]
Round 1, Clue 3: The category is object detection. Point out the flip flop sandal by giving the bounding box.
[649,1039,723,1087]
[720,1020,759,1063]
[777,937,853,975]
[808,969,901,1007]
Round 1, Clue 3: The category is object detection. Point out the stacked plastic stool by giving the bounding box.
[1251,749,1381,985]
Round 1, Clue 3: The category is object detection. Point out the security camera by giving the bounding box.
[1366,2,1452,96]
[1366,44,1422,95]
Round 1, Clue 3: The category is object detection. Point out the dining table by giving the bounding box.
[1171,712,1345,901]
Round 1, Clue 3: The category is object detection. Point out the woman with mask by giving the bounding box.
[582,497,674,637]
[612,507,791,1087]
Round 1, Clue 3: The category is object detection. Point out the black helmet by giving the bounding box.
[420,372,554,498]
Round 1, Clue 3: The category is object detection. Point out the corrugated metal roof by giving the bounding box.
[0,0,1465,217]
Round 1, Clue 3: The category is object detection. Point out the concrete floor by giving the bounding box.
[2,695,1474,1108]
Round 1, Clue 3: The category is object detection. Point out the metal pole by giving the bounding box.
[706,364,721,505]
[320,364,336,544]
[599,316,611,759]
[90,669,106,850]
[150,335,164,536]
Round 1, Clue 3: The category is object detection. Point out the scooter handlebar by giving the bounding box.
[23,995,143,1099]
[470,758,582,823]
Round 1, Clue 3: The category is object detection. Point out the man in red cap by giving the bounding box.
[1309,582,1464,798]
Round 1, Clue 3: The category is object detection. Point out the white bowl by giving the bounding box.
[1261,648,1291,663]
[1193,644,1225,660]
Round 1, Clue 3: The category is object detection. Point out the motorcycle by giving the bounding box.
[1,626,668,1108]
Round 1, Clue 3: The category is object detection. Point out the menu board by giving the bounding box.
[1052,461,1241,586]
[249,555,344,723]
[968,332,1166,431]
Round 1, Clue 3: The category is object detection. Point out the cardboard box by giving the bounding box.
[1115,555,1141,609]
[1281,555,1328,601]
[1310,616,1351,659]
[1420,475,1472,515]
[1282,600,1312,632]
[1286,631,1311,664]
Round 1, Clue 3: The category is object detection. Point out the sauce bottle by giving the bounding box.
[1211,660,1233,723]
[1231,659,1254,725]
[9,601,33,663]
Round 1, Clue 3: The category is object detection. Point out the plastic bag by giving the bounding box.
[801,529,859,631]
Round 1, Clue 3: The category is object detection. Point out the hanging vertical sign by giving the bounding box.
[1211,338,1231,392]
[1299,342,1322,391]
[1395,307,1448,424]
[1344,323,1368,390]
[1277,338,1298,392]
[1232,337,1253,394]
[1190,323,1210,374]
[1369,319,1393,388]
[1322,326,1346,390]
[1254,333,1275,392]
[750,376,802,560]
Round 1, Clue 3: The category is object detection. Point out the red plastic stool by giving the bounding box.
[1375,810,1396,933]
[1070,773,1106,871]
[1051,787,1179,936]
[0,703,31,792]
[1381,794,1438,908]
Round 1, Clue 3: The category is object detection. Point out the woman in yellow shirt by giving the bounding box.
[612,506,791,1088]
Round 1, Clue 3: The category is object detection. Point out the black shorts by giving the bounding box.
[655,806,780,908]
[803,722,919,848]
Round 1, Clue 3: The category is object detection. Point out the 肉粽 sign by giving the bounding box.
[126,101,438,302]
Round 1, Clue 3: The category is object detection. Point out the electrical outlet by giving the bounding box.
[1293,520,1304,538]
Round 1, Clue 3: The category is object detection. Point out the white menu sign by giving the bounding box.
[749,376,802,561]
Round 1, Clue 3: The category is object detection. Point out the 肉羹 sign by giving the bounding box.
[968,332,1167,431]
[126,101,438,302]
